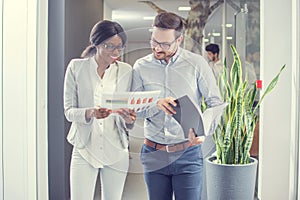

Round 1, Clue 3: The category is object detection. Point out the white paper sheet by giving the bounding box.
[95,90,161,112]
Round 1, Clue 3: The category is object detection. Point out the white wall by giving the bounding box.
[48,0,103,199]
[260,0,299,199]
[103,1,112,20]
[0,0,3,198]
[0,0,48,199]
[37,1,49,199]
[0,0,3,197]
[296,0,300,198]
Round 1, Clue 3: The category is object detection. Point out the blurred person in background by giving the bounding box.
[205,43,223,81]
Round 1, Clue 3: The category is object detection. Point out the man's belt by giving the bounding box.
[144,138,194,153]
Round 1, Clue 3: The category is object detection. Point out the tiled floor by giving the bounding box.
[94,121,148,200]
[94,119,260,200]
[122,125,148,200]
[122,173,148,200]
[93,172,147,200]
[94,157,259,200]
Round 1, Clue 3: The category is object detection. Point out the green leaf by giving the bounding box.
[254,65,286,113]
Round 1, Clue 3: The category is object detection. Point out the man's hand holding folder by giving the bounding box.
[188,128,206,145]
[156,96,178,115]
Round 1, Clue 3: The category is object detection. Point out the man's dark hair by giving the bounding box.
[153,12,184,38]
[205,43,220,54]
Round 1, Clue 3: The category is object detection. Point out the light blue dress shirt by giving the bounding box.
[131,47,223,144]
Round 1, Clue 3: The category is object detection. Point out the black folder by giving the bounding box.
[171,95,205,138]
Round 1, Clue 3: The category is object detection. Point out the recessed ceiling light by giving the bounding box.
[226,24,233,28]
[143,16,155,20]
[226,36,233,40]
[178,6,191,11]
[212,32,221,37]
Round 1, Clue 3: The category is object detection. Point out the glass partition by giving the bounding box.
[204,0,260,77]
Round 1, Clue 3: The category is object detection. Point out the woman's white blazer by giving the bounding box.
[63,57,132,148]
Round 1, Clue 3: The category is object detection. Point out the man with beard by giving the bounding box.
[131,12,223,200]
[205,43,223,81]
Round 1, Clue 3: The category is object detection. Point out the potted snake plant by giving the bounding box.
[205,45,285,200]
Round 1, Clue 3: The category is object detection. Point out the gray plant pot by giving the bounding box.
[205,156,258,200]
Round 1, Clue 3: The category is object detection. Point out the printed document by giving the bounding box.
[95,90,161,112]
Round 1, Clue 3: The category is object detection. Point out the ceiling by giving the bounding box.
[103,0,245,46]
[102,0,260,64]
[105,0,190,26]
[104,0,191,42]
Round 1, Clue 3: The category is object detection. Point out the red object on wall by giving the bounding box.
[256,80,262,89]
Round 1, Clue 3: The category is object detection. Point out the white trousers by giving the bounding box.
[70,148,129,200]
